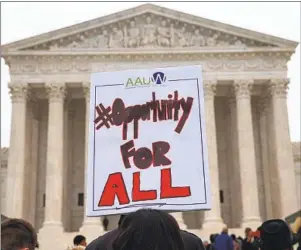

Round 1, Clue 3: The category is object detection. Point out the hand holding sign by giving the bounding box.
[87,65,211,216]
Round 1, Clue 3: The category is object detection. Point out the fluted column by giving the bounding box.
[269,79,298,217]
[234,80,261,228]
[5,83,29,218]
[202,80,224,229]
[42,82,65,230]
[257,96,273,220]
[80,82,103,237]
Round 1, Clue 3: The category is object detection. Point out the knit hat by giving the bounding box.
[260,219,292,250]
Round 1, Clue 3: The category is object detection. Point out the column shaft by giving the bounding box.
[5,83,28,218]
[269,79,298,217]
[80,82,103,237]
[203,81,224,229]
[258,97,273,219]
[234,80,261,228]
[43,82,65,229]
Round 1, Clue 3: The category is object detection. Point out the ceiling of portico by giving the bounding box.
[1,4,298,54]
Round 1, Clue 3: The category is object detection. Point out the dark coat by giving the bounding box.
[86,228,205,250]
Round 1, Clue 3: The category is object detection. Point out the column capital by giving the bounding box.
[82,82,90,101]
[8,82,29,103]
[45,82,66,103]
[269,78,289,98]
[203,80,217,99]
[233,79,254,99]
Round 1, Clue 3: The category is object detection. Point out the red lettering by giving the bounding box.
[132,172,157,201]
[120,140,135,168]
[98,172,130,206]
[160,168,191,199]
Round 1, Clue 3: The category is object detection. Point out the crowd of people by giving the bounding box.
[1,209,301,250]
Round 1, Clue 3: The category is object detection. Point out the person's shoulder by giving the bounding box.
[180,230,205,250]
[86,229,119,250]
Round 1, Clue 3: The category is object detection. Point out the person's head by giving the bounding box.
[245,227,252,238]
[222,227,228,234]
[231,234,236,241]
[203,241,209,247]
[73,235,87,247]
[209,234,216,243]
[113,209,184,250]
[1,218,38,250]
[260,219,292,250]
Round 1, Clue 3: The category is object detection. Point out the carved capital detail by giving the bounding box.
[203,80,217,99]
[82,82,90,101]
[234,80,253,99]
[8,82,29,103]
[269,78,289,98]
[45,82,66,103]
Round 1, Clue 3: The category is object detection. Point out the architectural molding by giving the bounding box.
[269,78,289,98]
[203,80,217,99]
[8,82,29,103]
[45,82,66,102]
[234,80,253,99]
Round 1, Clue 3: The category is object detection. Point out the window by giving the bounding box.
[219,190,224,204]
[78,193,84,206]
[42,194,46,207]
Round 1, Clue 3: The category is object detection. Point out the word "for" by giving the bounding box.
[94,91,194,140]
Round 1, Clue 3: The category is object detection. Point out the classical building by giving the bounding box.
[1,4,300,249]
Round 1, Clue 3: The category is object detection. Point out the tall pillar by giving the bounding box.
[42,82,65,231]
[257,96,273,220]
[80,82,104,239]
[269,79,298,217]
[202,81,224,229]
[234,80,261,228]
[228,96,242,228]
[5,82,29,218]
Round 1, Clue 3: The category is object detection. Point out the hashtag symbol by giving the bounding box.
[94,103,114,130]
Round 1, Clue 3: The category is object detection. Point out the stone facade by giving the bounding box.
[1,3,299,250]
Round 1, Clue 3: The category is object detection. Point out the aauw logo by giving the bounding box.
[151,72,167,85]
[125,71,167,88]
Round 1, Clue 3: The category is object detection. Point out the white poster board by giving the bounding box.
[87,65,211,216]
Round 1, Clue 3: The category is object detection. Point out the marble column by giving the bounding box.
[80,82,104,238]
[234,80,261,228]
[269,79,298,217]
[228,96,242,228]
[202,81,224,229]
[42,82,65,231]
[5,83,29,218]
[257,96,273,220]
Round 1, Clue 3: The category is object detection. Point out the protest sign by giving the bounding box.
[87,65,211,216]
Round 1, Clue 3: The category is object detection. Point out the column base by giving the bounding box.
[241,217,262,230]
[202,217,225,230]
[39,222,65,250]
[79,217,104,242]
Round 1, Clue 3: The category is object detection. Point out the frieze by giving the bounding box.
[21,14,274,51]
[6,53,289,75]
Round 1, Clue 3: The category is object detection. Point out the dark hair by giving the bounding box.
[113,209,185,250]
[231,234,236,240]
[118,215,127,227]
[1,218,38,250]
[73,235,86,246]
[209,234,216,243]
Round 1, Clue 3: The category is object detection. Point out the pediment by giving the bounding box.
[1,4,298,52]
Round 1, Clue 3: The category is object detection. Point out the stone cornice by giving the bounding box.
[1,46,295,57]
